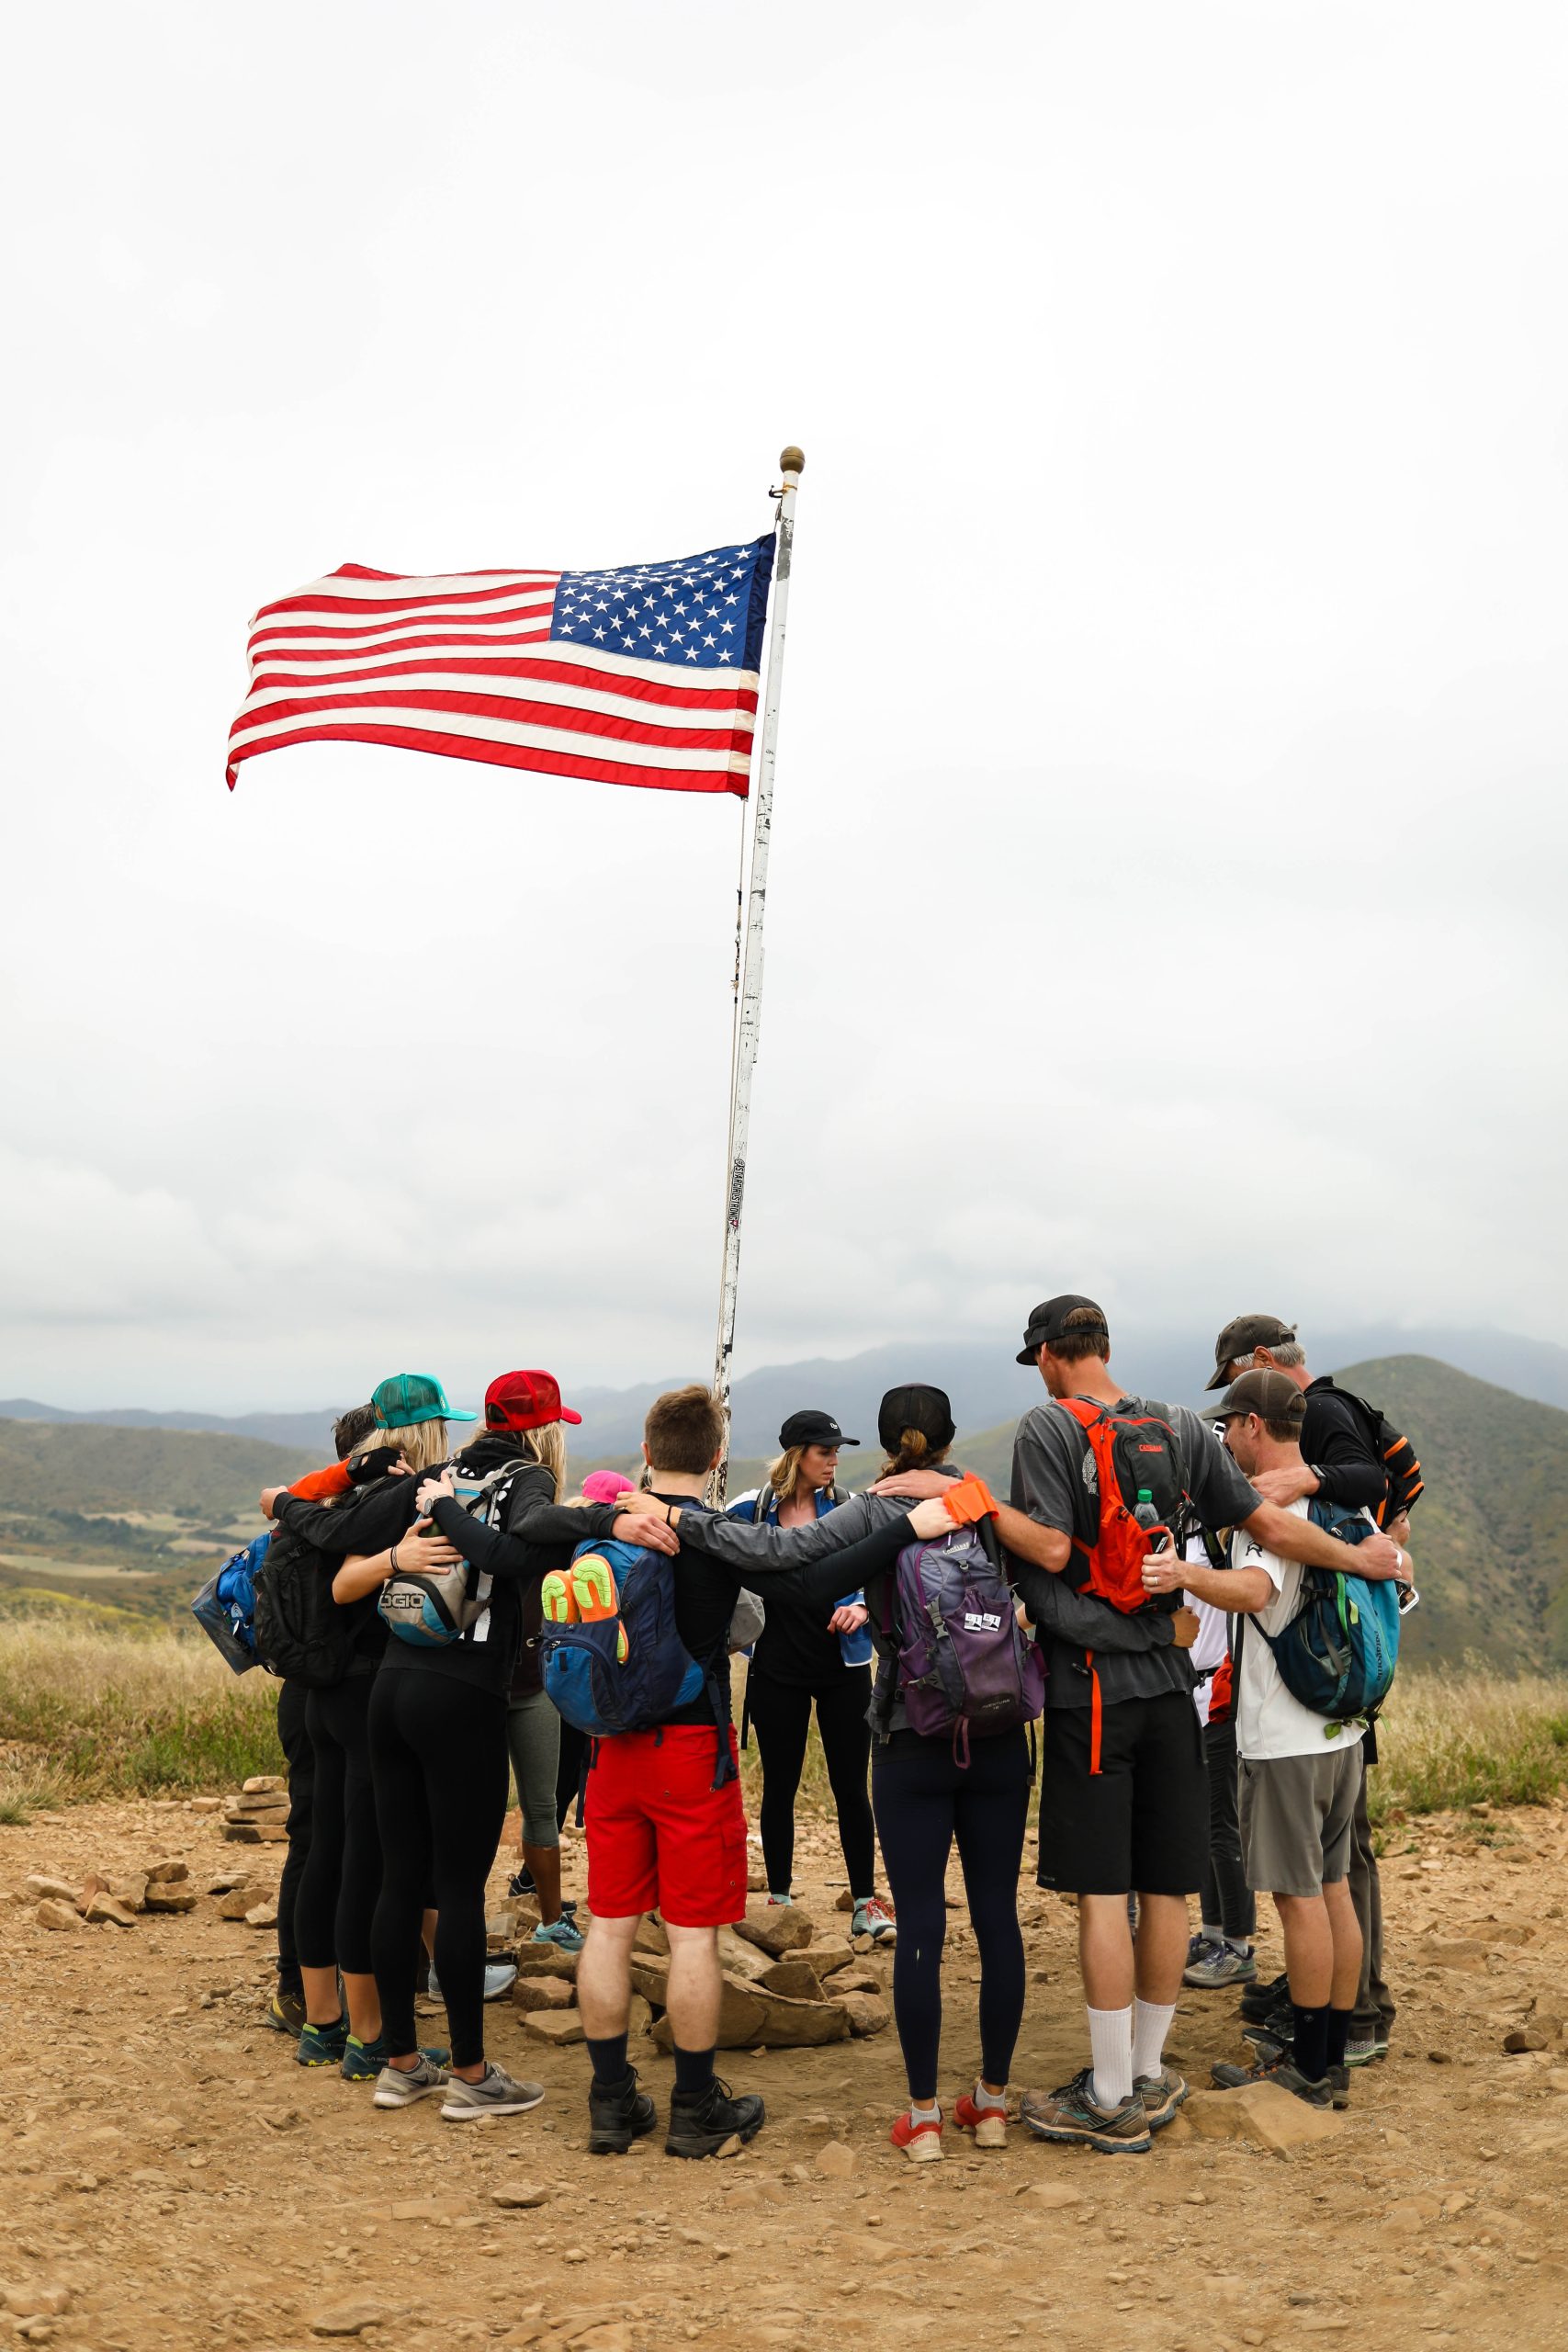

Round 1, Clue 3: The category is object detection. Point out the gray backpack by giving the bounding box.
[378,1460,525,1649]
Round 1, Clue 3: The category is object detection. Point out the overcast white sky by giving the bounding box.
[3,1,1565,1412]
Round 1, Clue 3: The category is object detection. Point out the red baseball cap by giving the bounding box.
[484,1370,583,1431]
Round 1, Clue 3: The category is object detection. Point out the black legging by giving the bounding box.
[275,1678,314,1991]
[746,1666,875,1897]
[871,1726,1031,2100]
[1201,1713,1256,1940]
[369,1669,511,2069]
[295,1674,379,1975]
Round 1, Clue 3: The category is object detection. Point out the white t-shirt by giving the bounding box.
[1182,1532,1230,1728]
[1231,1498,1367,1763]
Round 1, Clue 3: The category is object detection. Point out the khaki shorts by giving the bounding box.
[1239,1744,1363,1899]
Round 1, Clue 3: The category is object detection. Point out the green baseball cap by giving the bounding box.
[371,1373,476,1429]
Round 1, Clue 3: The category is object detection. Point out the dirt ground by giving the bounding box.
[3,1792,1566,2352]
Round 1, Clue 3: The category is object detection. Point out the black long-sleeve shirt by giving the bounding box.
[271,1439,626,1699]
[1300,1378,1390,1514]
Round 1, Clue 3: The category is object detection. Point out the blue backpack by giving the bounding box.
[1255,1500,1401,1724]
[538,1537,734,1786]
[192,1533,274,1676]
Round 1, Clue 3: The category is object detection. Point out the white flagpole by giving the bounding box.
[708,445,804,1501]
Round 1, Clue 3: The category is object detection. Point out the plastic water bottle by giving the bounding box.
[1134,1488,1176,1611]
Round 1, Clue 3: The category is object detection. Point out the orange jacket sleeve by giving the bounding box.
[288,1460,353,1502]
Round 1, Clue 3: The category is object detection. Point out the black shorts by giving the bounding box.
[1037,1689,1208,1897]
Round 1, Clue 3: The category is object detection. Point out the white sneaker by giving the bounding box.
[440,2063,547,2122]
[373,2052,449,2109]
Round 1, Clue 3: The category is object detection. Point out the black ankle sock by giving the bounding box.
[1291,2001,1330,2082]
[672,2044,716,2098]
[586,2033,630,2089]
[1325,2008,1352,2069]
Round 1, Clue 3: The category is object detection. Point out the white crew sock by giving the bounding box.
[1087,2005,1134,2109]
[1224,1932,1253,1955]
[1200,1921,1224,1942]
[972,2080,1008,2113]
[1131,1997,1177,2084]
[909,2098,941,2125]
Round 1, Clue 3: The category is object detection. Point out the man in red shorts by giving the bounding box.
[575,1385,764,2160]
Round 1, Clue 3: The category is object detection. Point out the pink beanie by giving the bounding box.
[581,1470,636,1506]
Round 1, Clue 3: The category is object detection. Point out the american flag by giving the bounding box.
[226,534,775,797]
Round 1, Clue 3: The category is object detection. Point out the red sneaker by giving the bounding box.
[889,2108,943,2164]
[953,2091,1009,2149]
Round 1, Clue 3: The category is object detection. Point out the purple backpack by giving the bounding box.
[876,1517,1045,1762]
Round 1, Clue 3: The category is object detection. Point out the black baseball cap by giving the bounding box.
[1016,1295,1110,1365]
[778,1409,860,1451]
[876,1384,956,1453]
[1204,1314,1297,1390]
[1202,1368,1306,1426]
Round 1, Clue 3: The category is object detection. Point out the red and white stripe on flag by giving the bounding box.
[226,539,774,798]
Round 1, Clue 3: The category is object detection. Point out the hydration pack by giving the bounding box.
[378,1459,525,1648]
[1249,1498,1402,1725]
[875,1514,1044,1762]
[191,1532,274,1676]
[1055,1396,1189,1613]
[538,1536,734,1786]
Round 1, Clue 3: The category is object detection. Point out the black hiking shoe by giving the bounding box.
[588,2067,658,2156]
[1327,2063,1351,2110]
[664,2075,765,2160]
[1211,2053,1334,2109]
[1238,1970,1291,2025]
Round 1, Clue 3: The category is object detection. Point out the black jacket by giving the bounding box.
[1300,1378,1389,1515]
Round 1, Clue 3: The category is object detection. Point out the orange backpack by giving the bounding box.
[1054,1395,1189,1613]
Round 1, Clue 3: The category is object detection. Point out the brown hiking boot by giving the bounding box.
[1021,2067,1152,2154]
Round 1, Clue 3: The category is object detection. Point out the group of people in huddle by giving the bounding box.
[254,1292,1416,2162]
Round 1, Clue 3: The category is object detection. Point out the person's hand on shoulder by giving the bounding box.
[396,1521,462,1574]
[415,1469,456,1516]
[259,1487,284,1518]
[615,1509,679,1555]
[907,1498,953,1539]
[347,1449,398,1486]
[1250,1463,1318,1507]
[870,1468,949,1500]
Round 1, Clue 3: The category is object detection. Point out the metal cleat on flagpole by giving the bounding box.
[708,446,805,1504]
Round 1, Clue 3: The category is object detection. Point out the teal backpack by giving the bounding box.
[1251,1498,1401,1726]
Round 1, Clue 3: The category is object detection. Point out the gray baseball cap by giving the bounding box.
[1204,1314,1297,1391]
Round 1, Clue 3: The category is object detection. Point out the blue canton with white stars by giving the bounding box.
[550,536,774,673]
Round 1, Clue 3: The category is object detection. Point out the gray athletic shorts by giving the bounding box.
[1239,1744,1362,1899]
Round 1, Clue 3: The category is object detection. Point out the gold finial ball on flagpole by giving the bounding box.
[779,446,805,475]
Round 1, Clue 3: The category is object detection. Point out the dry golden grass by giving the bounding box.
[2,1613,1565,1825]
[0,1616,282,1815]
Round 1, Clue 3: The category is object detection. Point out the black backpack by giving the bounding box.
[252,1522,358,1688]
[1332,1386,1424,1524]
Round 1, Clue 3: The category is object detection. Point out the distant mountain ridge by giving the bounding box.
[9,1319,1568,1457]
[3,1351,1567,1668]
